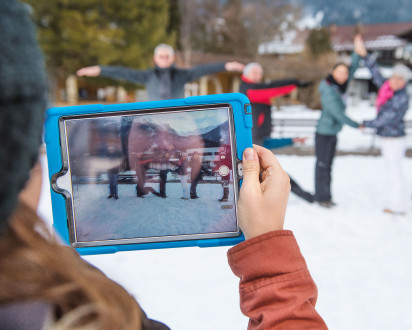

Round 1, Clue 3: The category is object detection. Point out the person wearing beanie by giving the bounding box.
[361,50,410,215]
[0,1,327,329]
[0,1,147,329]
[0,0,47,229]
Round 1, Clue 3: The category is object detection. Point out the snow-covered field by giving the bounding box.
[72,182,236,242]
[37,100,412,329]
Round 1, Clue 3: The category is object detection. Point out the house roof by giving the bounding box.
[331,22,412,51]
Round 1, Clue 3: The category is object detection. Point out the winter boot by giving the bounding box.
[218,187,229,202]
[136,185,145,198]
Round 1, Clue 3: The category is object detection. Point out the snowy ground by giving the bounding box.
[72,182,236,242]
[37,99,412,329]
[38,150,412,330]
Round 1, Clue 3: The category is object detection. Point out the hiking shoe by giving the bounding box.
[318,201,336,208]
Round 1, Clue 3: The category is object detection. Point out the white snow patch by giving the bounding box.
[297,11,324,30]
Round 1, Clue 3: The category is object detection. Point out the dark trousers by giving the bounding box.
[108,172,118,197]
[190,177,199,197]
[159,171,168,196]
[290,176,313,203]
[315,133,337,202]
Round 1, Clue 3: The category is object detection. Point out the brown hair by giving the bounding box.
[0,201,142,329]
[332,62,349,72]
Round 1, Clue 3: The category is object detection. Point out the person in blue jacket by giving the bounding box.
[314,35,365,208]
[361,55,410,215]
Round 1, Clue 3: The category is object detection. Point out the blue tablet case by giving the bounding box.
[45,93,252,254]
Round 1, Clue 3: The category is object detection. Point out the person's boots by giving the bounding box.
[218,187,229,202]
[136,185,145,198]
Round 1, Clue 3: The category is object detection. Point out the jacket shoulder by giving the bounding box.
[318,79,331,93]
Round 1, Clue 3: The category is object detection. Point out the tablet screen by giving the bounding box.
[61,106,240,246]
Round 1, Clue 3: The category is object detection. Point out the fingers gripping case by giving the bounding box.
[45,93,253,255]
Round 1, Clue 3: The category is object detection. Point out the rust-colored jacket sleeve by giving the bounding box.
[227,231,327,330]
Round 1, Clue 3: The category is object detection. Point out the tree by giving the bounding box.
[23,0,176,84]
[179,0,302,58]
[306,28,332,58]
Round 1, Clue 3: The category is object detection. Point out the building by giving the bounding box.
[329,22,412,100]
[331,22,412,66]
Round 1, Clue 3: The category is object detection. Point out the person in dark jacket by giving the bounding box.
[189,151,212,199]
[314,35,365,208]
[77,44,244,170]
[76,44,244,101]
[239,62,312,146]
[362,56,410,214]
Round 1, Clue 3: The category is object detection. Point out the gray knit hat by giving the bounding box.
[0,0,47,233]
[392,63,411,83]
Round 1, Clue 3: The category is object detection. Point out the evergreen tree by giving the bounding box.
[23,0,176,80]
[306,28,332,58]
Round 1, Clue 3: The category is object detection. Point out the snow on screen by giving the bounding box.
[64,107,239,244]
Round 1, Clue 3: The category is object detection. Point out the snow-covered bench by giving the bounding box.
[272,118,412,150]
[272,118,318,137]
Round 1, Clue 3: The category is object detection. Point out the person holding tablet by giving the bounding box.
[0,1,327,329]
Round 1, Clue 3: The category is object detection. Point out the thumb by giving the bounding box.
[242,148,260,189]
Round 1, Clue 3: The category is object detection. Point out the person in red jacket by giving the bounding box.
[212,144,233,202]
[239,62,312,145]
[0,2,326,328]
